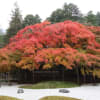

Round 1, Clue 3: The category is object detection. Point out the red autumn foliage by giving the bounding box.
[87,26,100,35]
[0,20,100,74]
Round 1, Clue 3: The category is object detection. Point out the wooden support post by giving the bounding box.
[76,67,80,84]
[62,69,64,81]
[32,71,35,83]
[83,67,86,84]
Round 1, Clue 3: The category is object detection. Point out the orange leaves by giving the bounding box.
[55,56,62,63]
[34,48,77,70]
[0,49,12,72]
[0,20,100,72]
[17,56,35,70]
[43,64,52,69]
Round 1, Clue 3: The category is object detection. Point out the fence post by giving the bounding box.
[76,67,80,84]
[62,69,64,81]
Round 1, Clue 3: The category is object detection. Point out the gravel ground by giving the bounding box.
[0,83,100,100]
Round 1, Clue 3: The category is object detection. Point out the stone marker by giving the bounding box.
[17,88,24,94]
[59,89,70,93]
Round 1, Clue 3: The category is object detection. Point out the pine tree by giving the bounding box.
[4,2,23,45]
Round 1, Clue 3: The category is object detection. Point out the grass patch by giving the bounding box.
[39,96,81,100]
[0,96,21,100]
[20,81,79,89]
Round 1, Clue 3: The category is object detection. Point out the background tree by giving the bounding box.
[47,3,83,23]
[62,3,83,21]
[0,29,5,48]
[47,8,64,23]
[22,14,41,28]
[4,2,23,45]
[85,11,97,26]
[96,12,100,26]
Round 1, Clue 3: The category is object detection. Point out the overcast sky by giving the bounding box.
[0,0,100,30]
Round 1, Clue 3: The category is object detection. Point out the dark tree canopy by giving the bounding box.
[85,11,97,26]
[47,3,83,23]
[22,14,41,28]
[96,12,100,26]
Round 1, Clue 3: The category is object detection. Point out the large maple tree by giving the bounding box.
[0,20,100,77]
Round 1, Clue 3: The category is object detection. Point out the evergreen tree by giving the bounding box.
[47,3,83,23]
[85,11,97,26]
[22,14,41,28]
[4,2,23,44]
[96,12,100,26]
[0,29,5,48]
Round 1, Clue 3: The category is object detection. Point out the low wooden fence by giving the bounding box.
[32,71,60,83]
[0,72,18,82]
